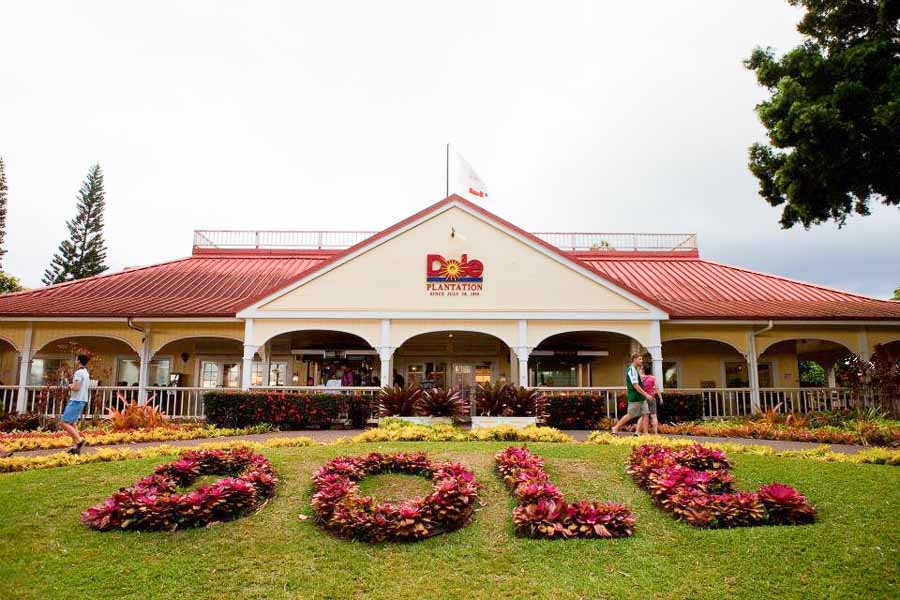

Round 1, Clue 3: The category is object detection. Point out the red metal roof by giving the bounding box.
[0,196,897,321]
[0,252,332,318]
[577,254,900,320]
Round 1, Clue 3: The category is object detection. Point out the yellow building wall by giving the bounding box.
[147,321,244,355]
[0,345,18,385]
[250,319,382,349]
[258,206,650,314]
[867,327,900,352]
[30,322,143,355]
[527,320,656,350]
[0,321,29,352]
[392,319,518,349]
[660,324,749,355]
[755,326,862,356]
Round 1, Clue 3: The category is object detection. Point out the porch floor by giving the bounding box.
[9,428,869,458]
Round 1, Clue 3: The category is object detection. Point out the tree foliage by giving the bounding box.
[745,0,900,228]
[43,164,109,285]
[0,272,23,294]
[893,285,900,300]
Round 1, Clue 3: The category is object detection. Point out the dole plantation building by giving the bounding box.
[0,196,898,421]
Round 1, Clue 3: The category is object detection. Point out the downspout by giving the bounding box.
[127,318,150,404]
[748,320,774,414]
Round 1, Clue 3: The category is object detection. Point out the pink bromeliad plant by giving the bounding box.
[627,443,816,528]
[310,452,481,543]
[80,447,278,532]
[495,446,635,539]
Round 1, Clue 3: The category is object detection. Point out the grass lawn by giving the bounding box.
[0,442,897,600]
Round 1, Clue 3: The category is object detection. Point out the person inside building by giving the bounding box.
[393,369,405,388]
[341,365,355,387]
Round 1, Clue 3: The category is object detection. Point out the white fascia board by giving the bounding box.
[236,199,669,320]
[240,310,665,321]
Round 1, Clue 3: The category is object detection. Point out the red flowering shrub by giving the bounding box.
[627,443,816,528]
[310,452,480,543]
[80,447,277,531]
[495,446,635,539]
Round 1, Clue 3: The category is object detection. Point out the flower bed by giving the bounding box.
[0,424,272,452]
[81,447,278,531]
[204,391,372,429]
[310,452,480,542]
[627,443,816,528]
[659,414,900,447]
[495,446,635,539]
[350,419,575,443]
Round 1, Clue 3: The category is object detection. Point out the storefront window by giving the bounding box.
[530,359,578,387]
[115,357,171,387]
[200,362,219,388]
[28,358,67,385]
[725,362,772,388]
[663,361,678,388]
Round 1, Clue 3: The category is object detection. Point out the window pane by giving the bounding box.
[116,358,140,386]
[200,362,219,388]
[725,362,749,388]
[150,359,171,386]
[223,363,240,388]
[250,361,265,386]
[663,362,678,388]
[269,361,288,386]
[29,358,65,385]
[758,364,772,387]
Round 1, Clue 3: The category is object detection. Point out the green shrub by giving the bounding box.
[203,391,373,429]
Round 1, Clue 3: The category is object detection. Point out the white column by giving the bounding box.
[858,328,872,362]
[241,345,258,390]
[517,353,530,387]
[648,344,664,391]
[827,366,837,388]
[378,347,394,388]
[377,319,393,388]
[241,318,256,391]
[16,324,33,413]
[509,348,518,385]
[137,331,151,405]
[746,330,761,414]
[515,319,530,387]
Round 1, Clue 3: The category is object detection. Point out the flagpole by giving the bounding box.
[445,143,450,198]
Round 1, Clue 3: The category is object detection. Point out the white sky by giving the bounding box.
[1,1,897,297]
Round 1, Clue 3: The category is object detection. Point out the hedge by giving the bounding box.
[203,391,372,429]
[544,393,705,429]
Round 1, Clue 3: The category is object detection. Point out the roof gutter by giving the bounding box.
[126,317,146,343]
[753,320,775,337]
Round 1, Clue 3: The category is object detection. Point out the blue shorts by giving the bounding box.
[61,400,87,424]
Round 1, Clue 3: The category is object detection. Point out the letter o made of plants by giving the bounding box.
[310,452,481,542]
[81,447,278,531]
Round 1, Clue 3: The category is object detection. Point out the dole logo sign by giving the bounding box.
[426,254,484,296]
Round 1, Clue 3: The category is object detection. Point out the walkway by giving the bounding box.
[10,428,868,458]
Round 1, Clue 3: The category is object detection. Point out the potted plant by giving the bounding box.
[377,384,424,424]
[414,387,466,425]
[472,383,546,429]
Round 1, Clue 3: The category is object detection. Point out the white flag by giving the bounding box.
[449,147,489,201]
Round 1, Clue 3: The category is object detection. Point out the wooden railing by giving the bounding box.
[0,385,17,414]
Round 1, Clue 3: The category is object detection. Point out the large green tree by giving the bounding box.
[745,0,900,228]
[43,164,109,285]
[893,285,900,300]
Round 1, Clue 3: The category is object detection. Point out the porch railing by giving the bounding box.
[0,386,17,414]
[758,387,854,414]
[18,386,210,420]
